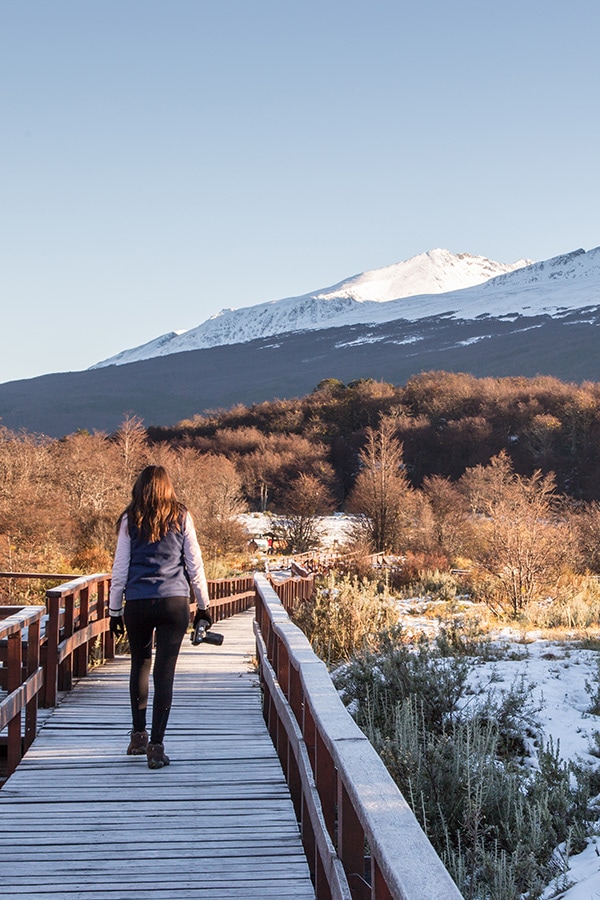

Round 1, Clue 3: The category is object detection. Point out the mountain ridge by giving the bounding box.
[2,303,600,437]
[1,243,599,438]
[91,248,534,368]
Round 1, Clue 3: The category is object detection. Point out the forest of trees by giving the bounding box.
[151,371,600,502]
[3,370,600,615]
[0,416,248,580]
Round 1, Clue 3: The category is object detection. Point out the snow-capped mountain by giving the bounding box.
[4,244,600,436]
[91,249,534,368]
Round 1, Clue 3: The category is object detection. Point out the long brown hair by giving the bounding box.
[119,465,184,543]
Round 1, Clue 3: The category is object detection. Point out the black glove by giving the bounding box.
[193,608,213,630]
[109,615,125,637]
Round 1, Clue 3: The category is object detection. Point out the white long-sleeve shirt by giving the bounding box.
[109,511,210,615]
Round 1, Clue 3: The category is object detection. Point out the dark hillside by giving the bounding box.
[0,310,599,437]
[149,372,600,501]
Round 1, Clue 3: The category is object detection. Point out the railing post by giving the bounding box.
[277,640,290,698]
[316,727,337,844]
[7,632,22,776]
[302,692,335,898]
[287,733,302,822]
[302,793,317,884]
[74,586,89,677]
[315,852,334,900]
[289,663,303,726]
[59,593,75,691]
[304,697,316,772]
[24,617,40,751]
[44,594,60,707]
[267,619,277,670]
[254,587,263,634]
[338,780,369,900]
[372,859,394,900]
[283,661,306,850]
[99,578,114,660]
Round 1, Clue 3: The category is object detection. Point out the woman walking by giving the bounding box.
[109,465,212,769]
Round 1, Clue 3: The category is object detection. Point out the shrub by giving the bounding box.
[393,551,450,585]
[525,576,600,630]
[434,613,495,658]
[585,652,600,715]
[334,628,594,900]
[292,574,398,665]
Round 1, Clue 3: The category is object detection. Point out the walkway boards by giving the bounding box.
[0,609,315,899]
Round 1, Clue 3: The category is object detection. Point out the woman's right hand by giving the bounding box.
[193,608,213,630]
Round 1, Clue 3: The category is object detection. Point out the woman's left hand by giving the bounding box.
[109,615,125,637]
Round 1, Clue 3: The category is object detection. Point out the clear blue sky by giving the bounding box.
[2,0,599,384]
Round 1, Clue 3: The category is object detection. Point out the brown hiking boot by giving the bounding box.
[126,730,148,755]
[147,742,170,769]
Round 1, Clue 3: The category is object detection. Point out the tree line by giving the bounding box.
[0,417,248,584]
[150,371,600,502]
[348,415,600,617]
[2,370,600,616]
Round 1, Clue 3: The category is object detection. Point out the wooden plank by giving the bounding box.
[0,609,315,899]
[4,861,313,878]
[1,841,305,858]
[3,883,315,896]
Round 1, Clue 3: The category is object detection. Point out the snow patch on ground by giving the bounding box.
[239,511,357,549]
[482,640,600,900]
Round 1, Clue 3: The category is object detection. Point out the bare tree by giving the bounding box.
[462,452,572,615]
[421,474,472,559]
[347,416,415,553]
[112,415,149,482]
[570,501,600,573]
[50,432,126,558]
[275,473,334,553]
[0,427,74,579]
[170,450,248,556]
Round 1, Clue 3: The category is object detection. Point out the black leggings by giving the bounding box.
[124,596,190,744]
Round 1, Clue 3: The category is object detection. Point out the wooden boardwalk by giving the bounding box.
[0,609,315,899]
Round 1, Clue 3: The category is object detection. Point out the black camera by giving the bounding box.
[190,621,224,646]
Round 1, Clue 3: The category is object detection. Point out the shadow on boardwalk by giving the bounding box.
[0,609,315,899]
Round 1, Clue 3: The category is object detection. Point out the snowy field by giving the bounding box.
[464,638,600,899]
[240,511,356,550]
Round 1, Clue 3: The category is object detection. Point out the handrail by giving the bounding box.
[0,570,282,780]
[209,575,255,599]
[0,572,80,580]
[43,572,256,705]
[208,575,255,620]
[268,570,316,612]
[44,573,113,706]
[253,573,463,900]
[0,605,45,776]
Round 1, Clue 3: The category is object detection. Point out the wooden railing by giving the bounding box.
[0,605,44,777]
[0,571,80,581]
[268,569,316,612]
[253,573,463,900]
[1,568,461,898]
[208,575,255,619]
[44,573,114,706]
